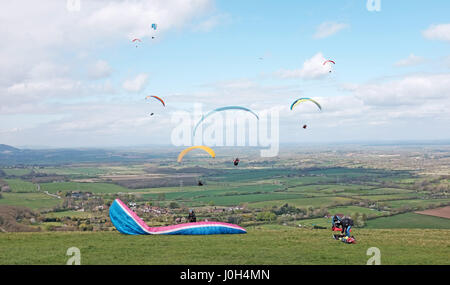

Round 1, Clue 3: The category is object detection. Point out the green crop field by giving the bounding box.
[365,212,450,229]
[0,228,448,265]
[39,182,128,194]
[44,210,99,219]
[328,206,385,216]
[1,168,33,176]
[34,167,110,177]
[4,179,37,192]
[384,199,450,209]
[248,196,354,209]
[0,193,61,210]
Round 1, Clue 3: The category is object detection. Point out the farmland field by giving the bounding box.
[0,193,61,210]
[3,179,37,193]
[39,182,128,194]
[365,212,450,229]
[1,145,450,265]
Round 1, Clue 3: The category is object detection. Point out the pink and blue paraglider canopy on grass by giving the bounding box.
[109,199,247,235]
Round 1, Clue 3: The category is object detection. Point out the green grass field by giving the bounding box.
[0,193,61,210]
[384,199,450,209]
[248,196,354,209]
[40,182,128,194]
[1,168,33,176]
[4,179,37,193]
[0,228,448,265]
[365,212,450,229]
[44,210,99,219]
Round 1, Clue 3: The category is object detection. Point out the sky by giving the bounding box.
[1,0,450,148]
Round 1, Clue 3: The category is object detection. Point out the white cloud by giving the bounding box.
[423,23,450,42]
[276,52,331,80]
[193,13,231,32]
[313,22,349,39]
[394,54,425,67]
[122,73,149,92]
[88,60,112,79]
[352,73,450,107]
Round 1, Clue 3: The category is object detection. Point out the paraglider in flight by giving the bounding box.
[323,60,335,73]
[145,95,165,107]
[150,113,154,116]
[193,106,259,136]
[197,181,204,186]
[233,158,240,166]
[151,23,157,30]
[290,98,322,111]
[177,146,216,162]
[132,38,142,47]
[303,124,307,129]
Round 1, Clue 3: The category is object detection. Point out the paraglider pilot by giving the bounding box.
[233,158,240,166]
[188,209,197,223]
[332,215,354,239]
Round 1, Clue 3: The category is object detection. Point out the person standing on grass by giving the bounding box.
[332,214,354,239]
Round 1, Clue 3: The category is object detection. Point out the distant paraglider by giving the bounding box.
[303,124,307,129]
[145,95,165,107]
[290,98,322,111]
[323,60,335,73]
[233,158,240,166]
[132,38,142,47]
[151,23,157,39]
[177,146,216,162]
[193,106,259,136]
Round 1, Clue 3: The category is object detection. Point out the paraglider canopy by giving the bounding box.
[145,95,165,107]
[323,60,335,65]
[132,38,142,47]
[151,23,157,30]
[323,60,335,73]
[177,146,216,162]
[193,106,259,136]
[290,98,322,111]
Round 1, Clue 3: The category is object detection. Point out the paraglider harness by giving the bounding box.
[188,210,197,223]
[233,158,240,166]
[332,215,356,244]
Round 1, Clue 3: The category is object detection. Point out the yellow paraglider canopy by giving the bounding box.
[177,146,216,162]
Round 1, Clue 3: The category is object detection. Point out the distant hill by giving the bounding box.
[0,144,20,153]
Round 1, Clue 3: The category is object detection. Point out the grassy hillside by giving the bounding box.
[0,228,448,265]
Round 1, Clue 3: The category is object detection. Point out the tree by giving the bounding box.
[169,202,180,209]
